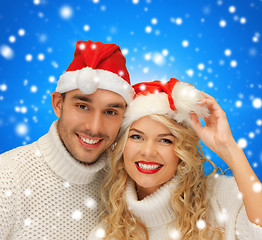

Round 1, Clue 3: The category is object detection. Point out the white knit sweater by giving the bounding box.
[0,121,107,240]
[88,176,262,240]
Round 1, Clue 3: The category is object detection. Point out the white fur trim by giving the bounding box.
[172,82,209,125]
[121,83,209,132]
[56,66,134,104]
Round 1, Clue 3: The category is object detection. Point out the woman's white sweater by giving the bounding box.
[88,175,262,240]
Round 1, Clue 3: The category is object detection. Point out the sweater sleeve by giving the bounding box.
[235,204,262,240]
[0,150,18,239]
[208,175,262,240]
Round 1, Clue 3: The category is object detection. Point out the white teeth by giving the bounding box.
[138,163,162,170]
[79,136,100,144]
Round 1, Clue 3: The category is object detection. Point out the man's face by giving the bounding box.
[52,89,126,164]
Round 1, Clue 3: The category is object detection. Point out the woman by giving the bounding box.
[88,78,262,240]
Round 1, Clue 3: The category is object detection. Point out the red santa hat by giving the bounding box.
[56,40,134,104]
[121,78,209,130]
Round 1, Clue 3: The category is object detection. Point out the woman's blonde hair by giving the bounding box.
[101,114,224,239]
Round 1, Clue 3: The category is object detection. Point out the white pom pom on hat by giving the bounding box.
[56,40,134,104]
[121,78,209,131]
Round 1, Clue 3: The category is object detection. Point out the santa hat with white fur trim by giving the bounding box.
[56,40,134,104]
[121,78,209,131]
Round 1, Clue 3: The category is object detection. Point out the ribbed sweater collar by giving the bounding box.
[125,177,177,228]
[37,120,107,185]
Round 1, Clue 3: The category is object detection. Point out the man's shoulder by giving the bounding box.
[0,140,40,166]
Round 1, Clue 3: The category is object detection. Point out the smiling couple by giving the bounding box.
[1,40,261,240]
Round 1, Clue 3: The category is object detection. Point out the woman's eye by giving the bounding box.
[161,138,173,144]
[129,134,142,140]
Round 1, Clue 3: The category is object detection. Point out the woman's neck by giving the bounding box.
[136,184,162,200]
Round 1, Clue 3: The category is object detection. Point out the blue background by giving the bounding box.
[0,0,261,180]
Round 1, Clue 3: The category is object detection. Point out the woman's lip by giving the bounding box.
[135,161,163,174]
[136,161,163,165]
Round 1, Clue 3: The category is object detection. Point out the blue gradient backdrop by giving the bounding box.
[0,0,261,180]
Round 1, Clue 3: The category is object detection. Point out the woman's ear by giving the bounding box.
[51,92,63,119]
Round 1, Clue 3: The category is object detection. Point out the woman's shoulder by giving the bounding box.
[206,174,242,208]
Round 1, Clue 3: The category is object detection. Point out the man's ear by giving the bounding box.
[51,92,64,119]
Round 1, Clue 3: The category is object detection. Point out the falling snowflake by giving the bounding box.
[240,17,246,24]
[176,18,183,25]
[229,6,236,13]
[162,49,168,56]
[253,182,262,193]
[0,84,7,91]
[235,100,242,108]
[95,228,106,238]
[64,181,70,188]
[152,52,165,66]
[219,20,226,27]
[230,60,237,68]
[198,63,205,70]
[182,40,189,47]
[145,26,152,33]
[18,29,26,36]
[237,138,247,149]
[72,210,83,220]
[85,197,97,209]
[60,6,73,19]
[48,76,56,83]
[38,53,45,61]
[196,219,206,229]
[24,189,32,196]
[25,54,33,62]
[16,123,28,136]
[5,190,12,197]
[83,25,90,31]
[24,218,32,226]
[252,98,262,109]
[168,228,181,240]
[0,45,14,59]
[122,48,128,55]
[9,36,16,43]
[33,0,41,5]
[224,49,231,56]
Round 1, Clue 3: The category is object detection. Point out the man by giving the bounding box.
[0,40,134,239]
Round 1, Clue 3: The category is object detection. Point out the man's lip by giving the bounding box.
[77,133,103,141]
[76,134,103,149]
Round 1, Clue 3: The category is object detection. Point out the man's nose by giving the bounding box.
[85,111,104,135]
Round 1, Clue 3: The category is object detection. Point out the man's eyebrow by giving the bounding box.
[72,95,125,108]
[107,103,126,109]
[72,95,92,102]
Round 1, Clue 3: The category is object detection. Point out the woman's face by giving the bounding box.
[123,116,180,199]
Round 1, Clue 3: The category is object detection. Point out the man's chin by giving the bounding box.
[75,150,106,166]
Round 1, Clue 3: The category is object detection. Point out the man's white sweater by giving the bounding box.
[0,121,107,240]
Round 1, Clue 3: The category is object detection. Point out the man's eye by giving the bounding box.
[78,105,89,110]
[161,138,173,144]
[129,134,142,140]
[105,110,117,116]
